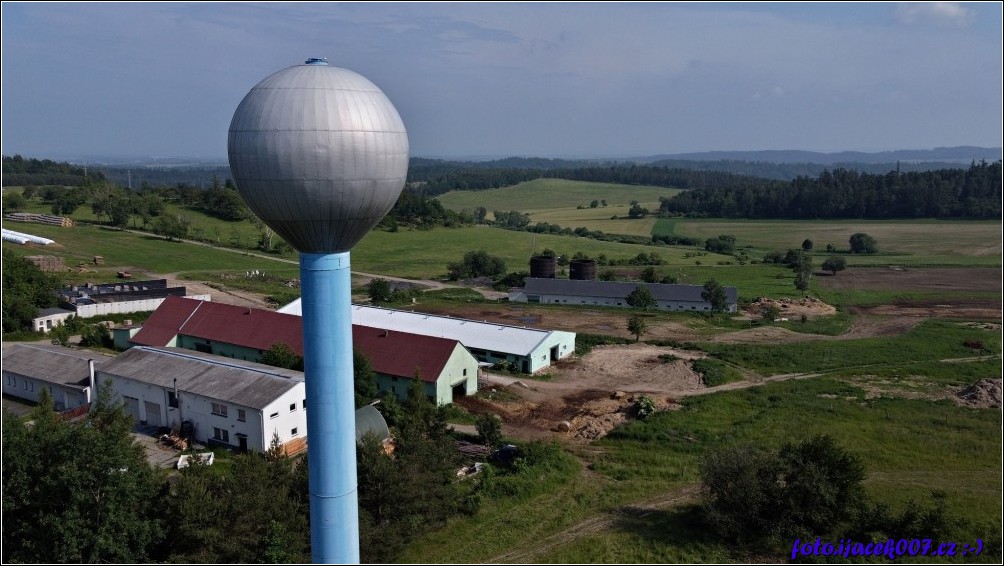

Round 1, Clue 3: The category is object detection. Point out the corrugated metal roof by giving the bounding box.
[279,301,571,357]
[132,296,304,353]
[132,297,463,380]
[522,278,739,304]
[353,324,465,382]
[355,404,389,442]
[2,343,103,389]
[97,346,302,410]
[131,296,205,347]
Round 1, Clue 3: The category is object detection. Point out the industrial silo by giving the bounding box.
[569,259,597,280]
[228,58,408,564]
[529,255,557,278]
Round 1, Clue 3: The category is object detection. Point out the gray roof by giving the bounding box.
[522,278,738,304]
[355,404,390,442]
[1,343,104,390]
[96,346,303,410]
[37,307,75,318]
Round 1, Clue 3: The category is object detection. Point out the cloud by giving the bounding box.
[895,2,973,27]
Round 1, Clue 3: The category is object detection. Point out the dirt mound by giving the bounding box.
[743,296,837,320]
[956,378,1003,409]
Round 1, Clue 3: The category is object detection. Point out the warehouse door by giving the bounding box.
[124,396,141,423]
[144,401,161,427]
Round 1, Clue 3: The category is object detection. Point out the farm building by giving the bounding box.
[32,307,76,333]
[1,343,103,413]
[128,296,478,405]
[352,325,477,404]
[509,278,739,313]
[58,278,211,318]
[279,301,577,374]
[96,346,308,455]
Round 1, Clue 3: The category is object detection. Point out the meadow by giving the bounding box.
[403,374,1002,563]
[655,218,1003,267]
[435,178,679,212]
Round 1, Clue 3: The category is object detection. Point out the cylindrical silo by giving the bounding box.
[229,58,408,565]
[569,259,597,280]
[529,255,557,278]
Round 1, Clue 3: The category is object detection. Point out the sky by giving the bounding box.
[1,1,1001,161]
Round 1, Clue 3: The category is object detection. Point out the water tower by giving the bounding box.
[228,58,408,563]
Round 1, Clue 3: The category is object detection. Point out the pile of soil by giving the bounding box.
[956,378,1003,409]
[744,296,837,319]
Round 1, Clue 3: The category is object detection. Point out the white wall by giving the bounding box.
[75,294,211,318]
[97,371,306,453]
[261,387,308,450]
[1,372,88,411]
[433,344,479,404]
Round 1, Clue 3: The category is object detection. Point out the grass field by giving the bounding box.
[1,222,297,280]
[353,226,701,279]
[436,178,680,212]
[403,373,1002,563]
[527,205,660,236]
[655,218,1003,267]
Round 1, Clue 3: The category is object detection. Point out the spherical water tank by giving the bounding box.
[228,59,409,253]
[529,255,557,278]
[569,259,597,280]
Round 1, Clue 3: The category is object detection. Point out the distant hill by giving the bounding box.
[637,146,1001,165]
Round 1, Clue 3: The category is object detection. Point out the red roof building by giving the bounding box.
[129,296,478,404]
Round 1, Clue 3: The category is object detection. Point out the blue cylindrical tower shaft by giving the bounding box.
[299,252,359,563]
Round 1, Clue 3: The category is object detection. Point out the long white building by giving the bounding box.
[279,301,576,374]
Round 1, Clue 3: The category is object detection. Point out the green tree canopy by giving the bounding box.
[700,435,866,545]
[701,279,728,314]
[2,386,165,563]
[367,277,393,304]
[2,254,60,333]
[821,256,847,275]
[849,232,878,254]
[626,285,657,309]
[627,314,649,342]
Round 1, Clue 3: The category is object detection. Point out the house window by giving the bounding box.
[7,376,15,387]
[463,369,467,376]
[168,391,179,408]
[22,380,29,390]
[211,402,228,417]
[303,399,307,410]
[237,409,246,422]
[291,427,298,437]
[212,427,229,443]
[28,382,34,393]
[270,412,279,419]
[289,403,296,412]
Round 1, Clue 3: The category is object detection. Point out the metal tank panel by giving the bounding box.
[228,63,409,253]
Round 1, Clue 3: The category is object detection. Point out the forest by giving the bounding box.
[659,160,1002,219]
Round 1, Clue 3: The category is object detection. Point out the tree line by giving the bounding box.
[2,155,104,186]
[660,161,1002,219]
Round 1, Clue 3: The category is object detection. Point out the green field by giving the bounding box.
[436,178,680,212]
[403,373,1002,563]
[656,218,1003,267]
[353,226,697,279]
[528,205,660,236]
[1,221,298,279]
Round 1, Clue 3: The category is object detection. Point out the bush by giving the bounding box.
[701,435,866,545]
[691,358,743,387]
